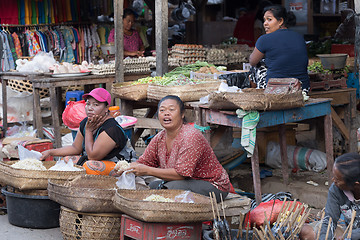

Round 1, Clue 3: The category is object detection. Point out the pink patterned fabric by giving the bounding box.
[123,30,143,52]
[137,124,230,192]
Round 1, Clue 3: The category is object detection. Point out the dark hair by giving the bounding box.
[158,95,185,114]
[123,8,137,19]
[255,0,273,21]
[263,4,296,27]
[334,153,360,186]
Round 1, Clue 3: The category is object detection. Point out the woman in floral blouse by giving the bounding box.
[115,95,230,202]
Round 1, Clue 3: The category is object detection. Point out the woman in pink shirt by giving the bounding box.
[115,95,230,202]
[109,8,145,57]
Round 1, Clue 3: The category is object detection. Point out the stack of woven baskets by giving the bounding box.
[0,160,85,229]
[48,175,123,240]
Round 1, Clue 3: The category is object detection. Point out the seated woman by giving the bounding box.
[300,153,360,240]
[115,95,230,202]
[108,8,145,57]
[40,88,134,175]
[249,5,310,92]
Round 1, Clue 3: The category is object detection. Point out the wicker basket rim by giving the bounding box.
[61,206,122,217]
[48,178,117,191]
[115,189,210,206]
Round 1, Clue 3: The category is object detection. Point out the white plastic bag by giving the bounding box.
[18,145,42,161]
[265,141,327,172]
[116,171,136,189]
[49,159,82,171]
[174,190,195,203]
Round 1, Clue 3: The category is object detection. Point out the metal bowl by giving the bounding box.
[316,53,348,70]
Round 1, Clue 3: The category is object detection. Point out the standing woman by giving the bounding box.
[249,5,310,92]
[109,8,145,57]
[116,95,230,202]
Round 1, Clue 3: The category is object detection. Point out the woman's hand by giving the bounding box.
[40,149,52,161]
[86,115,107,132]
[125,162,149,176]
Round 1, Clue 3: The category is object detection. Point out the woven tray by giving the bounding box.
[113,189,212,223]
[0,161,85,190]
[48,175,120,213]
[8,79,49,99]
[147,81,221,102]
[60,206,122,240]
[208,89,304,111]
[112,82,148,101]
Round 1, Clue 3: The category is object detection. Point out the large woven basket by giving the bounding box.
[48,175,120,213]
[147,81,221,102]
[0,161,85,190]
[60,206,122,240]
[8,79,49,99]
[112,82,148,101]
[113,189,212,223]
[208,89,304,111]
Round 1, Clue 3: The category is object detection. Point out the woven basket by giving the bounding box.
[113,189,212,223]
[60,206,122,240]
[8,79,49,99]
[147,81,221,102]
[0,161,85,190]
[208,89,304,111]
[48,175,120,213]
[112,82,148,101]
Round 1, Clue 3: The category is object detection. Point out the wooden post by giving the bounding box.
[33,87,43,139]
[2,76,7,136]
[193,0,207,44]
[251,144,262,205]
[50,87,61,148]
[324,114,334,183]
[279,124,289,185]
[155,0,168,76]
[114,0,124,83]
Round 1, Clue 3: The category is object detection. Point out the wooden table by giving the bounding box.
[1,72,115,148]
[189,98,334,205]
[309,88,357,153]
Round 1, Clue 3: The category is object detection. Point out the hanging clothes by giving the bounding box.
[12,32,23,58]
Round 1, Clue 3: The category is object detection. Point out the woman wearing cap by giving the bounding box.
[40,88,133,176]
[114,95,230,202]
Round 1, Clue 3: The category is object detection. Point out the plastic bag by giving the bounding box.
[18,145,42,161]
[265,141,327,172]
[174,190,195,203]
[0,86,34,124]
[16,51,56,73]
[116,171,136,189]
[62,100,87,130]
[48,159,82,171]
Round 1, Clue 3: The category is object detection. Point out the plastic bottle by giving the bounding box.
[109,106,120,117]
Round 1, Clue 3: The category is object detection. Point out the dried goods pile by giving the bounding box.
[11,158,46,170]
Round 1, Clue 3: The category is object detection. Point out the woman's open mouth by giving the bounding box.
[162,118,172,124]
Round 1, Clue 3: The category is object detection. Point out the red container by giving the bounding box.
[331,44,355,57]
[120,214,202,240]
[25,142,53,161]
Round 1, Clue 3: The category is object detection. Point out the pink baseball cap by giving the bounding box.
[83,88,111,105]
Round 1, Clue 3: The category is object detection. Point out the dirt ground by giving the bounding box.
[229,163,329,209]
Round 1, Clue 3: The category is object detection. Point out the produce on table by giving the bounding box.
[164,61,216,77]
[308,61,350,74]
[196,66,222,74]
